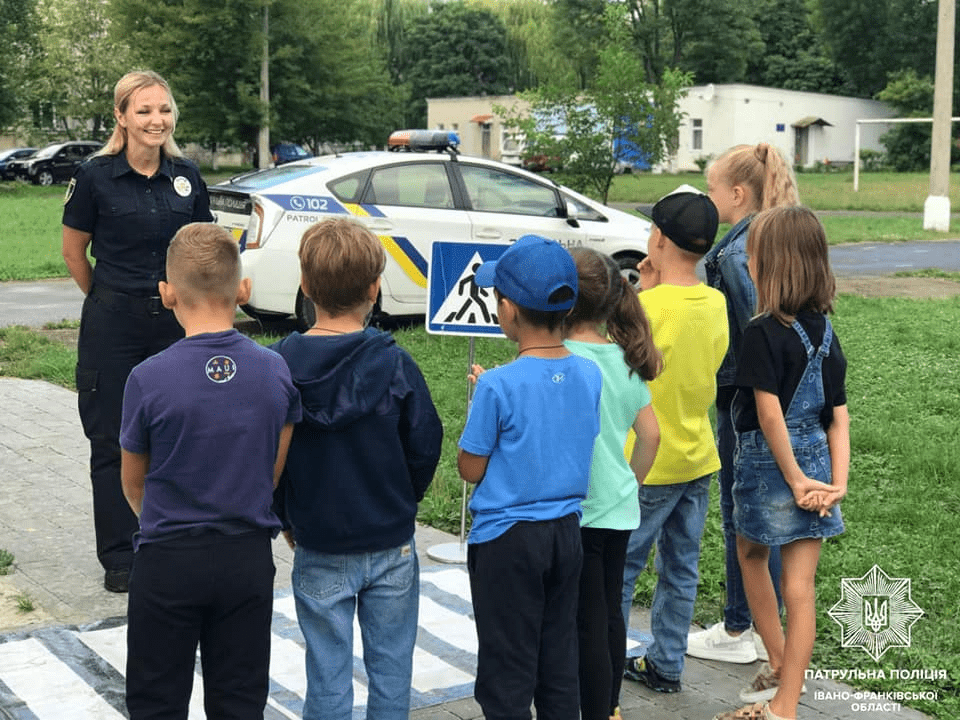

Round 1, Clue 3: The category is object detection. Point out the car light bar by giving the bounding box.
[388,129,460,153]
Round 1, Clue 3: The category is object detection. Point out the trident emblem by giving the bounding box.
[863,596,889,633]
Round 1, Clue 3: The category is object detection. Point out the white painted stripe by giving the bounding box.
[76,624,207,719]
[269,634,307,697]
[419,595,478,654]
[0,638,125,719]
[74,625,125,675]
[274,593,297,621]
[422,568,472,601]
[411,645,474,692]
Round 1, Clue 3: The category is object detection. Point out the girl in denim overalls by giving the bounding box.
[714,206,849,720]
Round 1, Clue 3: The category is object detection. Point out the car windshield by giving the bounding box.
[33,144,66,160]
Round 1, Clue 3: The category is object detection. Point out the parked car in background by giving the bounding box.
[13,141,101,185]
[271,143,312,166]
[210,130,650,330]
[0,148,38,181]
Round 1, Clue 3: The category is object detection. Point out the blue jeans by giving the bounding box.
[718,387,782,631]
[621,477,710,681]
[293,539,419,720]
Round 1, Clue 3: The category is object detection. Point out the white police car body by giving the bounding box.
[210,132,650,329]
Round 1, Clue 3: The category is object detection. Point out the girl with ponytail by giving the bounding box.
[564,248,661,720]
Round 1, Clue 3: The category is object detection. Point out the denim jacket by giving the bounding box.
[703,215,755,387]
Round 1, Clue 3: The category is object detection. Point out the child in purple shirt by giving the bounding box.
[120,223,300,720]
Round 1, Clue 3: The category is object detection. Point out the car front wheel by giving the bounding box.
[616,252,646,291]
[37,170,54,186]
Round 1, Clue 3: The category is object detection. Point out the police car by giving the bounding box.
[210,130,651,329]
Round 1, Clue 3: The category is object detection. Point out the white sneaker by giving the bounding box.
[754,629,769,662]
[686,622,758,663]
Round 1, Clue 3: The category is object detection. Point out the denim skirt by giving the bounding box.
[733,426,844,546]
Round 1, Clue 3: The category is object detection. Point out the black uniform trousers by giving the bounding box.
[126,530,276,720]
[467,513,582,720]
[75,286,183,572]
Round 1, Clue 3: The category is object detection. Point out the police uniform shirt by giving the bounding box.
[63,152,214,295]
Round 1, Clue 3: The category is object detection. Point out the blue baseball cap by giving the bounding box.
[474,235,578,312]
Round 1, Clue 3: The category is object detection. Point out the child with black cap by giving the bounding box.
[619,187,730,696]
[458,234,602,720]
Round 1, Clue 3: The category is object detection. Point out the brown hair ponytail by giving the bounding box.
[567,249,662,381]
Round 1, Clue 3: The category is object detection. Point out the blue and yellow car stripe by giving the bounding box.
[343,202,429,289]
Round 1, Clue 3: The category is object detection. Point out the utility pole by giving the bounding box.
[924,0,955,231]
[257,2,271,169]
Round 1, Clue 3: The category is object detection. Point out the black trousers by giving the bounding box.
[76,286,183,571]
[468,513,582,720]
[126,531,276,720]
[577,527,631,720]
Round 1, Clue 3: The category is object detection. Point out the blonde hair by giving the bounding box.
[166,223,241,307]
[711,143,799,211]
[99,70,183,158]
[299,218,386,316]
[566,248,661,380]
[747,206,835,325]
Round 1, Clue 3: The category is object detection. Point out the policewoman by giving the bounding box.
[62,70,213,593]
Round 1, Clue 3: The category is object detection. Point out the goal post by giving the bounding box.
[854,116,960,191]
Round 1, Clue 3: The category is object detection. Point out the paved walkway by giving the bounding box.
[0,377,930,719]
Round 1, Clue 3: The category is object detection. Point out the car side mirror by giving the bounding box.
[565,201,580,228]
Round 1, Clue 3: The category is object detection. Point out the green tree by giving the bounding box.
[470,0,578,91]
[398,3,512,127]
[367,0,428,85]
[110,0,264,149]
[745,0,846,93]
[604,0,761,84]
[500,5,691,204]
[19,0,129,141]
[874,69,958,172]
[813,0,938,98]
[0,0,38,130]
[269,0,401,149]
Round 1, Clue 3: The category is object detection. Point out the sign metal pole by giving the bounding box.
[425,241,508,564]
[427,337,475,564]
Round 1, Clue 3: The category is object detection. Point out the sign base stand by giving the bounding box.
[426,542,468,564]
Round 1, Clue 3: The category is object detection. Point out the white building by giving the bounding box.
[676,83,895,171]
[427,85,895,171]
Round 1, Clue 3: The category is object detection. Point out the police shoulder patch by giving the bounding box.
[64,178,76,205]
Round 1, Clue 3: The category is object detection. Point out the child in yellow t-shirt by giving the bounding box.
[620,188,728,695]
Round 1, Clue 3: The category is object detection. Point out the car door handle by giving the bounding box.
[367,219,393,233]
[475,228,502,239]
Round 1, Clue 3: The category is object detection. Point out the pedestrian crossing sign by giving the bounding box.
[427,242,509,337]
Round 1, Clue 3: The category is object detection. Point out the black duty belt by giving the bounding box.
[90,285,165,316]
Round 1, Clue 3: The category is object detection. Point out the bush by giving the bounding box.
[859,148,887,172]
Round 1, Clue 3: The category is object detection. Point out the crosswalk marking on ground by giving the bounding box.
[0,566,652,718]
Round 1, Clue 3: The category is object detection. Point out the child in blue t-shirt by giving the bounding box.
[458,235,602,720]
[120,223,301,720]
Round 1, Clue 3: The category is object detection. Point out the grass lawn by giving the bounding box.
[1,293,957,718]
[3,171,960,282]
[608,170,960,211]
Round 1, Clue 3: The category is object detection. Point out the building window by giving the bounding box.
[692,119,703,150]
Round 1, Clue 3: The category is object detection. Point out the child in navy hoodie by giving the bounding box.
[271,217,443,720]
